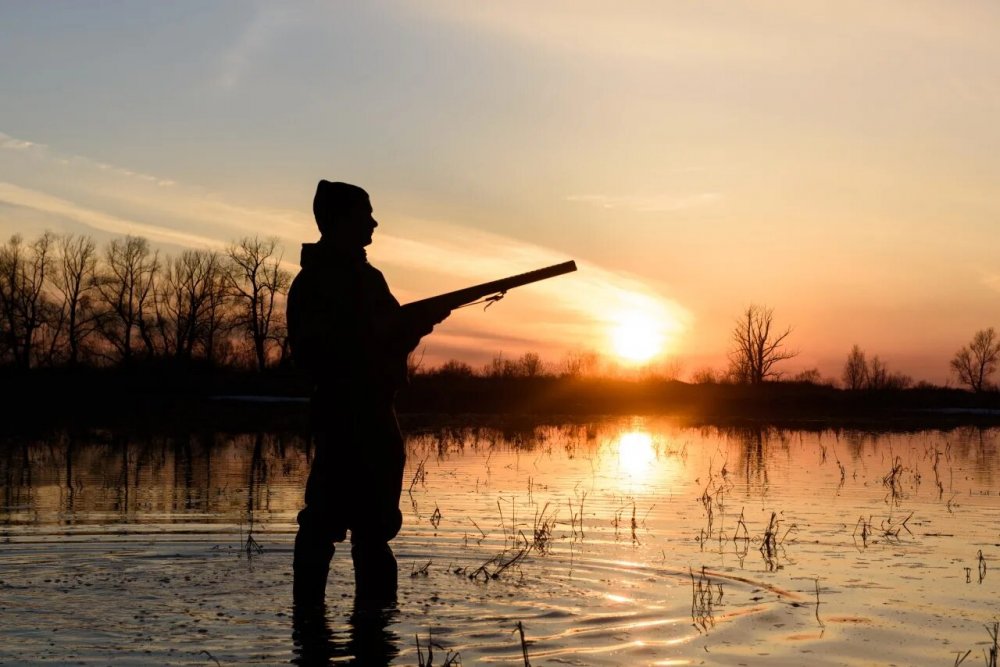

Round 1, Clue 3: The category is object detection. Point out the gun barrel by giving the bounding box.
[403,260,577,311]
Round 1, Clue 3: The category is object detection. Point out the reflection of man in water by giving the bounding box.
[287,181,449,607]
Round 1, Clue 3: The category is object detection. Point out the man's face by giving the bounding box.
[341,197,378,247]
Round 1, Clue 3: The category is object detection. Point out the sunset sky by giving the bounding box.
[2,1,999,383]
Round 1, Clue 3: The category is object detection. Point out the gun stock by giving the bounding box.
[402,260,577,312]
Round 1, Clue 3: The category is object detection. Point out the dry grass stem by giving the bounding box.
[814,578,824,628]
[516,621,531,666]
[409,455,429,493]
[416,628,462,666]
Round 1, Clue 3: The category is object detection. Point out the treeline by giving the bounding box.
[687,304,998,395]
[0,231,290,371]
[4,230,998,398]
[417,350,599,380]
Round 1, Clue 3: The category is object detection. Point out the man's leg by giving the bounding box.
[350,540,398,606]
[293,441,346,607]
[350,414,405,606]
[293,521,335,607]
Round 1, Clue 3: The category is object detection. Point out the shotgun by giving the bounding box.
[401,260,577,313]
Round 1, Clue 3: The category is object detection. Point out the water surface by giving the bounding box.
[2,418,1000,665]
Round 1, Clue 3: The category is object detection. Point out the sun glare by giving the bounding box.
[612,311,665,363]
[617,431,656,478]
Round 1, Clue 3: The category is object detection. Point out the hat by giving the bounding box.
[313,181,369,235]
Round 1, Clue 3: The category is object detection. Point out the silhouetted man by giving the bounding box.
[286,181,448,608]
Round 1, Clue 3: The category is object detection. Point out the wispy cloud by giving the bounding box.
[0,134,45,152]
[0,182,223,248]
[0,131,175,187]
[0,129,312,243]
[566,192,721,213]
[216,5,301,91]
[376,217,692,355]
[0,182,227,250]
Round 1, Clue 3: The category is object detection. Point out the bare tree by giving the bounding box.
[842,344,868,390]
[728,304,796,385]
[517,351,544,378]
[951,328,1000,393]
[226,236,291,372]
[201,256,235,366]
[155,249,229,362]
[52,234,99,365]
[844,345,912,391]
[484,352,518,379]
[94,235,160,364]
[0,233,57,368]
[866,355,889,390]
[560,349,599,378]
[884,371,913,391]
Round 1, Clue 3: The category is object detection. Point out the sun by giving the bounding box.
[611,311,664,363]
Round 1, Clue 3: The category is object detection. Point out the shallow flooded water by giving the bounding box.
[3,417,1000,665]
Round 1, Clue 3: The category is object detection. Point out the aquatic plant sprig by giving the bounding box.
[852,511,913,550]
[759,511,794,571]
[515,621,532,666]
[238,513,264,559]
[469,518,488,544]
[882,455,905,505]
[409,454,430,493]
[814,578,824,629]
[567,490,586,540]
[689,565,723,633]
[611,499,640,544]
[986,621,999,667]
[415,627,462,666]
[531,502,557,554]
[695,459,736,545]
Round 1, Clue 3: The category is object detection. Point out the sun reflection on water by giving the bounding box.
[617,430,657,480]
[618,431,655,471]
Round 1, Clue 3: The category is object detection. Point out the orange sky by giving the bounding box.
[2,2,999,383]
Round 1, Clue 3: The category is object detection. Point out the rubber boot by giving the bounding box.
[351,542,398,608]
[293,534,335,609]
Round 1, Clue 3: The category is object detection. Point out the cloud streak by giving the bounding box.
[0,129,313,243]
[376,218,692,360]
[216,5,301,91]
[566,192,721,213]
[0,182,228,251]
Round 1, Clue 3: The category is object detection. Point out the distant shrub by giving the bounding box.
[432,359,476,378]
[691,367,719,384]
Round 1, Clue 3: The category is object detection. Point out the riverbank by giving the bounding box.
[3,366,1000,434]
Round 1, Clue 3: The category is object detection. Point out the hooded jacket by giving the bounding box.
[286,241,420,412]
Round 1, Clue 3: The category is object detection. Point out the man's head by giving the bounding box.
[313,180,377,247]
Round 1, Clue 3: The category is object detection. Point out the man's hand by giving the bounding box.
[403,303,452,340]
